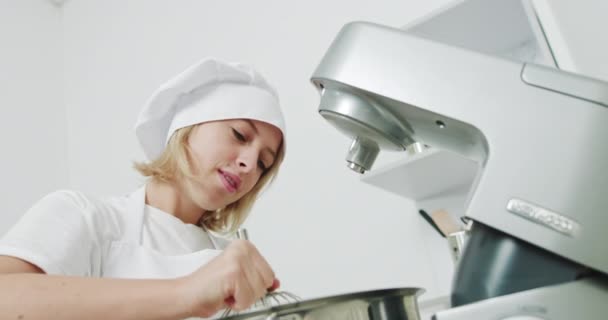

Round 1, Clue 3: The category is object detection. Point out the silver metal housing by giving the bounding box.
[318,86,415,173]
[311,21,608,275]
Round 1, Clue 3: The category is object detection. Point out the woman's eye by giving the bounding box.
[232,129,246,142]
[257,160,268,171]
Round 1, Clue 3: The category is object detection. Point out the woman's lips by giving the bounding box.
[218,169,240,193]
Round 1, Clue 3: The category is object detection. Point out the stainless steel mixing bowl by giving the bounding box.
[221,287,424,320]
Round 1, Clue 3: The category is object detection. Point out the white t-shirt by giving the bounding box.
[0,189,224,276]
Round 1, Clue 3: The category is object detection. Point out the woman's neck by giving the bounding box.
[145,179,206,225]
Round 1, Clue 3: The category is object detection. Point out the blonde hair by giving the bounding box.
[133,123,285,235]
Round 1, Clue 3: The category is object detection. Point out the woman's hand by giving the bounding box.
[175,240,279,318]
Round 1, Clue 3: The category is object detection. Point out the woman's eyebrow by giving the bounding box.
[243,119,277,160]
[244,119,258,134]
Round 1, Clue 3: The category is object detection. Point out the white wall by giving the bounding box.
[534,0,608,81]
[0,0,68,235]
[60,0,455,301]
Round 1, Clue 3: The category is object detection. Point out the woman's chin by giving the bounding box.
[195,198,228,212]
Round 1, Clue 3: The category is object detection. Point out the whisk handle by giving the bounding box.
[236,228,249,240]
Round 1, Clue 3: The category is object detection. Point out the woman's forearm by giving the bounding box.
[0,273,193,320]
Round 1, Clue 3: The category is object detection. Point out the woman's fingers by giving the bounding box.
[238,240,275,296]
[250,256,275,296]
[268,278,281,292]
[230,270,256,310]
[219,240,276,311]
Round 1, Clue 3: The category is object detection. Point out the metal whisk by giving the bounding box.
[220,228,301,318]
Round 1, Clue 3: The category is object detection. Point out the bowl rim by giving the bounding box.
[222,286,425,319]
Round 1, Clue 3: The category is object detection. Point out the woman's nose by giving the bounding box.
[237,150,257,172]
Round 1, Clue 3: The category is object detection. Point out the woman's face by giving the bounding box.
[184,119,283,211]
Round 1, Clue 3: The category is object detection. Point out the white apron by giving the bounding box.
[101,186,225,280]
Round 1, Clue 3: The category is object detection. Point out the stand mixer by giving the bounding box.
[309,1,608,318]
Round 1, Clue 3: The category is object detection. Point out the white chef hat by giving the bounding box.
[134,57,286,160]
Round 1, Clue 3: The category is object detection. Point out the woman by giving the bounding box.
[0,57,286,319]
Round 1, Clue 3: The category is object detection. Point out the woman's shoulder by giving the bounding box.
[39,188,89,203]
[35,189,136,238]
[38,189,125,213]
